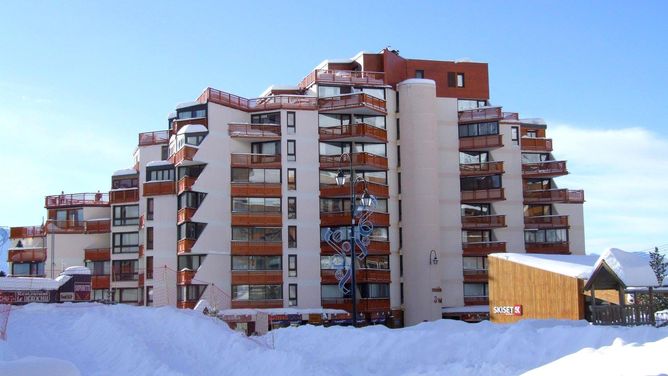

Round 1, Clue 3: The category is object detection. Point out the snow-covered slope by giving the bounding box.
[1,304,667,375]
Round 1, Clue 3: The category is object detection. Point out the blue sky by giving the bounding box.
[1,1,667,253]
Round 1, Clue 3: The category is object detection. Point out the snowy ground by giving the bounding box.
[1,304,667,376]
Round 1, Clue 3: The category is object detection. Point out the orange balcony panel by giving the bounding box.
[320,241,390,255]
[523,189,585,204]
[138,130,170,146]
[299,69,385,89]
[320,212,389,227]
[177,239,196,254]
[138,244,144,258]
[177,270,197,285]
[462,241,506,256]
[464,297,489,306]
[45,220,85,234]
[458,107,503,123]
[139,215,145,229]
[524,215,569,229]
[318,93,387,115]
[319,123,388,143]
[230,183,282,197]
[522,160,568,177]
[138,273,145,287]
[321,298,391,313]
[463,269,489,283]
[8,248,47,263]
[320,181,389,198]
[177,176,198,194]
[199,88,318,112]
[461,188,505,203]
[231,212,282,226]
[177,207,197,224]
[321,269,391,284]
[231,300,283,309]
[84,248,110,262]
[110,188,139,204]
[461,215,506,229]
[526,242,570,254]
[230,242,282,256]
[521,138,553,152]
[230,154,281,169]
[91,275,110,289]
[45,192,110,209]
[172,117,208,134]
[170,145,199,165]
[228,123,281,139]
[177,301,198,309]
[10,226,44,238]
[319,152,388,171]
[459,161,505,176]
[459,135,504,150]
[85,219,111,234]
[143,181,176,196]
[231,271,283,285]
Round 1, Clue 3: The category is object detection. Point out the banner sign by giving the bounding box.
[493,305,523,316]
[0,291,51,304]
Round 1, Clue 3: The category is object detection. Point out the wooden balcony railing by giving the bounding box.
[85,219,111,234]
[228,123,281,138]
[461,188,505,202]
[138,273,145,287]
[8,248,47,263]
[177,207,198,224]
[198,87,318,112]
[138,130,170,146]
[110,188,139,204]
[522,160,567,177]
[521,137,553,151]
[458,107,503,123]
[44,219,111,234]
[230,183,282,197]
[523,189,585,204]
[143,181,176,196]
[319,152,388,170]
[318,93,387,115]
[525,242,570,254]
[177,269,197,285]
[177,239,196,254]
[321,269,391,284]
[230,241,282,255]
[10,226,45,238]
[231,299,283,309]
[113,272,139,281]
[524,215,569,228]
[320,240,390,255]
[169,145,199,165]
[462,241,506,255]
[299,69,385,89]
[318,123,388,143]
[177,300,199,309]
[91,275,110,289]
[177,176,198,194]
[320,211,390,227]
[591,304,656,326]
[320,181,389,198]
[45,192,109,208]
[464,296,489,306]
[461,215,506,229]
[231,270,283,285]
[230,153,281,168]
[463,269,489,282]
[84,247,110,261]
[231,212,282,226]
[459,135,504,150]
[459,161,505,176]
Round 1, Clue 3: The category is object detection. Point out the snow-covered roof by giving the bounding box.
[442,305,489,313]
[259,85,300,97]
[594,248,659,287]
[167,111,177,119]
[0,276,69,290]
[62,266,91,276]
[175,101,200,110]
[489,253,598,279]
[146,160,173,168]
[112,168,137,177]
[398,78,437,87]
[520,118,547,125]
[177,124,208,135]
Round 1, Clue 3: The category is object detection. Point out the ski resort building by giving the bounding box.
[7,48,585,326]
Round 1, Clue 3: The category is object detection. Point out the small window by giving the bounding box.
[146,198,154,221]
[457,73,465,88]
[397,145,401,167]
[287,112,296,134]
[395,91,400,113]
[288,254,297,277]
[288,284,298,306]
[146,227,154,250]
[511,126,519,145]
[398,200,402,221]
[146,256,153,279]
[287,168,296,190]
[397,172,401,194]
[161,145,169,160]
[287,140,296,161]
[399,227,403,249]
[415,70,424,79]
[396,119,400,140]
[288,226,297,248]
[526,130,538,138]
[287,197,297,219]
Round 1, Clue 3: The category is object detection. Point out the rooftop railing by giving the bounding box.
[138,130,170,146]
[45,192,109,208]
[299,69,385,89]
[198,88,318,112]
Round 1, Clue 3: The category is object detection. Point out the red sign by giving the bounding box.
[74,283,91,301]
[0,291,51,304]
[493,304,523,316]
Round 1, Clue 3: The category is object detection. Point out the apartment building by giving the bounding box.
[7,48,584,326]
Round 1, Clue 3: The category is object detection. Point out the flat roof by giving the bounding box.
[489,253,598,279]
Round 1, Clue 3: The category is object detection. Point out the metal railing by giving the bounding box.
[45,192,109,208]
[299,69,385,89]
[198,88,317,112]
[138,130,170,146]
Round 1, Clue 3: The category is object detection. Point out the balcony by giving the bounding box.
[143,181,176,196]
[320,181,389,198]
[177,269,197,285]
[526,242,570,254]
[321,240,390,255]
[522,161,568,178]
[461,215,506,229]
[231,270,283,285]
[10,226,44,238]
[230,241,282,255]
[464,296,489,306]
[524,215,569,229]
[459,161,505,176]
[461,188,505,203]
[230,183,281,197]
[521,137,553,152]
[299,69,385,89]
[44,219,111,234]
[230,153,281,169]
[45,192,109,209]
[458,107,503,123]
[177,176,198,194]
[228,123,281,140]
[523,189,585,204]
[113,272,139,282]
[321,269,391,284]
[172,117,207,134]
[463,269,489,283]
[231,212,282,226]
[319,152,388,171]
[321,298,391,313]
[320,211,390,227]
[8,248,47,263]
[138,244,144,258]
[459,135,504,150]
[110,188,139,204]
[177,207,197,224]
[462,241,506,256]
[84,247,110,261]
[177,301,199,309]
[318,93,387,115]
[91,275,110,289]
[170,145,199,165]
[177,239,196,254]
[85,219,111,234]
[319,123,387,143]
[138,130,170,146]
[231,300,283,309]
[138,273,145,287]
[198,88,318,112]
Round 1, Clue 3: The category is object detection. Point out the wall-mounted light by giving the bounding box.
[429,249,438,265]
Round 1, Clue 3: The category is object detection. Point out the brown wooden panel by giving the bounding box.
[143,181,176,196]
[8,248,47,263]
[230,242,282,256]
[461,188,505,203]
[177,176,197,194]
[230,183,282,197]
[459,135,503,150]
[231,271,283,285]
[320,181,389,199]
[10,226,44,238]
[85,248,110,261]
[320,241,390,255]
[177,270,196,285]
[320,212,389,227]
[110,188,139,204]
[460,161,504,176]
[91,275,110,289]
[177,239,195,254]
[231,213,282,226]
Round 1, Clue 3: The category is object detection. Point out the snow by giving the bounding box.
[595,248,659,287]
[1,304,667,375]
[145,160,173,168]
[520,118,547,125]
[489,253,597,278]
[176,124,208,135]
[0,276,65,290]
[62,266,91,276]
[398,78,436,86]
[112,168,136,177]
[174,101,200,110]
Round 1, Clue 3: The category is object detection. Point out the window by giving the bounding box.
[232,256,281,271]
[178,192,207,210]
[232,284,282,301]
[398,200,402,221]
[463,257,487,272]
[231,227,282,242]
[524,228,569,244]
[161,145,169,160]
[288,226,297,248]
[287,140,296,161]
[460,175,502,191]
[397,145,401,167]
[460,151,489,164]
[114,288,139,303]
[146,287,153,306]
[319,171,387,186]
[146,256,153,279]
[112,175,138,189]
[178,254,206,270]
[396,118,400,140]
[320,226,389,242]
[522,153,550,163]
[112,260,138,281]
[360,283,390,298]
[178,164,206,180]
[526,178,552,191]
[113,232,139,253]
[113,205,139,226]
[147,167,174,182]
[146,227,154,250]
[231,168,281,184]
[146,198,154,220]
[288,255,297,277]
[93,289,112,302]
[177,285,206,302]
[12,262,45,276]
[85,260,110,275]
[395,91,400,112]
[289,284,298,306]
[363,255,389,270]
[397,172,402,194]
[462,230,492,243]
[287,112,296,134]
[177,107,206,119]
[463,283,488,298]
[322,284,345,299]
[524,205,552,217]
[231,197,281,213]
[287,197,296,219]
[458,122,499,138]
[526,130,538,138]
[415,69,424,79]
[448,72,456,87]
[320,198,388,213]
[178,222,206,240]
[458,99,488,111]
[251,112,280,124]
[287,169,296,190]
[457,73,465,88]
[461,203,491,217]
[511,126,519,145]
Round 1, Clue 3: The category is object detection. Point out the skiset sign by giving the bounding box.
[493,305,523,316]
